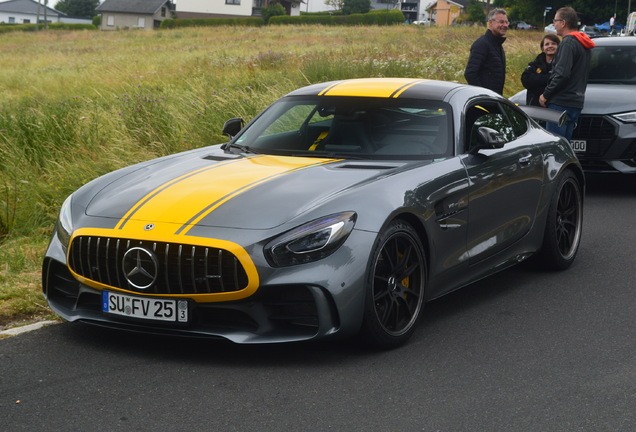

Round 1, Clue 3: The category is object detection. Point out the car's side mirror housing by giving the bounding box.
[222,117,244,138]
[470,127,506,154]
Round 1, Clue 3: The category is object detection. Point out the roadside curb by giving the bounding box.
[0,320,59,337]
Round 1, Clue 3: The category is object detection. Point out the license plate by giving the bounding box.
[102,291,188,323]
[570,140,586,152]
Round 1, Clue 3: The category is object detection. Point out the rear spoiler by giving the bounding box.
[516,105,567,127]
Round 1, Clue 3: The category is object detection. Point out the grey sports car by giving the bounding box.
[511,37,636,174]
[43,78,584,348]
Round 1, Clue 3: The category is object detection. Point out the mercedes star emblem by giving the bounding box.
[122,247,159,290]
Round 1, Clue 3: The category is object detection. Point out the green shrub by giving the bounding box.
[269,9,402,25]
[0,23,96,33]
[262,2,287,24]
[268,15,295,25]
[161,17,264,29]
[343,0,371,15]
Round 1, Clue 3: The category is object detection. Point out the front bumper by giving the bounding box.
[43,257,342,344]
[573,115,636,173]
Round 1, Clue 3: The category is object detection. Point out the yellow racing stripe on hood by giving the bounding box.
[116,155,334,236]
[318,78,429,98]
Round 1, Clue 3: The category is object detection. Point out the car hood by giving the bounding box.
[582,84,636,115]
[510,84,635,115]
[84,148,407,231]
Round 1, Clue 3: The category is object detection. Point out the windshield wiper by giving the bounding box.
[227,143,258,154]
[292,151,366,160]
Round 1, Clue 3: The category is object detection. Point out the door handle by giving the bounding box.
[519,152,532,166]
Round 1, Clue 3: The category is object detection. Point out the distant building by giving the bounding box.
[427,0,471,26]
[176,0,304,19]
[0,0,84,24]
[370,0,436,24]
[96,0,175,30]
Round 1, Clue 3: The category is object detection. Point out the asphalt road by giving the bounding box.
[1,174,635,432]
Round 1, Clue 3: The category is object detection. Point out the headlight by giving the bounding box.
[612,111,636,123]
[55,195,74,249]
[265,212,357,267]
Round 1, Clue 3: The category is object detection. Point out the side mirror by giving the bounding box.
[470,127,506,154]
[222,117,244,139]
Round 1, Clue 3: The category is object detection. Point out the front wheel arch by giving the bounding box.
[360,219,428,349]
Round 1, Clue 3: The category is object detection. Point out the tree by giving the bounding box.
[54,0,100,19]
[262,2,286,24]
[342,0,371,15]
[493,0,632,26]
[466,0,486,24]
[324,0,345,12]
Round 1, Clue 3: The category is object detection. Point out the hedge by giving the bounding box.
[161,9,404,28]
[269,9,404,25]
[0,23,96,33]
[160,17,265,29]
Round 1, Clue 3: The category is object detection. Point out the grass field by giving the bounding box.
[0,24,543,329]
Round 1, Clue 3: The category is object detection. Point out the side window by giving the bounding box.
[474,114,515,141]
[501,104,528,137]
[464,101,518,151]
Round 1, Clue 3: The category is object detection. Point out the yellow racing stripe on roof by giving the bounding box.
[116,155,335,236]
[318,78,429,98]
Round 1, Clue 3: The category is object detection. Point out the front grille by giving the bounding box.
[573,116,615,139]
[572,116,616,157]
[620,139,636,160]
[69,236,249,295]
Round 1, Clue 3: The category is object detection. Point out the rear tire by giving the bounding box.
[360,220,426,349]
[536,171,583,270]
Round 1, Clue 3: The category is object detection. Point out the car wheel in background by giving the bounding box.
[361,220,427,349]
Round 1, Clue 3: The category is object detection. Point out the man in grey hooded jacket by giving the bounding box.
[539,7,596,140]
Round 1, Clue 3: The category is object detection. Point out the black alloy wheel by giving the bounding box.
[538,170,583,270]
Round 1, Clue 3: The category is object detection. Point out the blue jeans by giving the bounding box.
[545,104,582,141]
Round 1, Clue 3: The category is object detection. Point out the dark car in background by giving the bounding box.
[579,25,604,38]
[511,37,636,173]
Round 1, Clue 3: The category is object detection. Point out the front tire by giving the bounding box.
[360,220,427,349]
[537,170,583,270]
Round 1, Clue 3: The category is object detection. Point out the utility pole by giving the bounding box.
[543,6,552,30]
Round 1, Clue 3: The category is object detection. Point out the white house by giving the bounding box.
[176,0,303,19]
[0,0,66,24]
[300,0,435,22]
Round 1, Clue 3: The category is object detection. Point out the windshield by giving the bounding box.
[588,45,636,84]
[229,96,453,160]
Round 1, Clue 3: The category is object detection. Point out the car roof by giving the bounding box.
[285,78,467,101]
[592,37,636,47]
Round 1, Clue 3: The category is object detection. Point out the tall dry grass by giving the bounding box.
[0,25,542,327]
